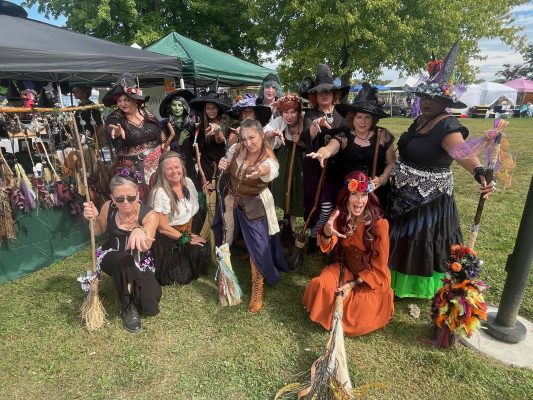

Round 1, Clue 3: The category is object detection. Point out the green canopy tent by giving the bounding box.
[145,32,277,88]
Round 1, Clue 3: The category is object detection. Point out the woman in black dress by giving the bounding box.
[82,168,160,333]
[103,73,165,198]
[307,83,395,213]
[148,151,211,285]
[388,42,495,298]
[300,64,349,248]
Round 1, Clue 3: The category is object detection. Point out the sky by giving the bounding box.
[11,0,533,83]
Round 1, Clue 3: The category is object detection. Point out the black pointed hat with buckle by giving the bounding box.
[102,73,150,107]
[408,40,467,109]
[335,82,390,119]
[305,63,349,99]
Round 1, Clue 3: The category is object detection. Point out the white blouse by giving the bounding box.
[151,177,199,226]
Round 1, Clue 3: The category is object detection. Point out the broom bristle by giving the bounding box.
[80,280,106,331]
[216,243,242,307]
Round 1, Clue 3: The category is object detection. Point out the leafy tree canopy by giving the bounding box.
[23,0,263,63]
[246,0,528,88]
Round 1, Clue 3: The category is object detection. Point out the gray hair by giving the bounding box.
[239,118,264,137]
[109,175,138,193]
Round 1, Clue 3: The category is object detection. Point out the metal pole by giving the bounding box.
[486,173,533,343]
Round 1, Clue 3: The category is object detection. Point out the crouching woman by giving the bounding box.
[82,169,161,333]
[303,171,394,336]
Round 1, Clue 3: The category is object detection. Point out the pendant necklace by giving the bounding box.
[325,112,334,125]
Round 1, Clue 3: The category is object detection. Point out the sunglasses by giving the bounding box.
[113,195,138,203]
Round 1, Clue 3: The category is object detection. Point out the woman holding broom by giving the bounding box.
[148,151,212,285]
[303,171,394,336]
[82,168,161,333]
[388,41,495,299]
[264,93,305,241]
[218,119,289,313]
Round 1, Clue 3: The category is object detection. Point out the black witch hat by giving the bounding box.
[159,89,194,118]
[335,82,389,119]
[189,91,232,113]
[305,64,349,99]
[102,73,149,107]
[408,40,466,109]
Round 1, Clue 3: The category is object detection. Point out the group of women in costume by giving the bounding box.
[82,53,495,336]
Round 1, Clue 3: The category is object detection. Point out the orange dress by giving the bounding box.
[303,218,394,336]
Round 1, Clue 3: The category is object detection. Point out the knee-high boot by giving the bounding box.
[249,259,264,313]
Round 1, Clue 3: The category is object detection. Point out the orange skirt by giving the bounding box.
[303,263,394,337]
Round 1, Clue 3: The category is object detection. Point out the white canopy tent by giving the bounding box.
[386,76,423,91]
[458,82,518,109]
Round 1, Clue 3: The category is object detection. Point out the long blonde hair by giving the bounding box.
[148,152,189,216]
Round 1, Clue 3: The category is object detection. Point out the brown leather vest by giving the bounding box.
[229,145,270,197]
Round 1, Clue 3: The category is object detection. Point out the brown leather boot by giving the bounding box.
[248,259,264,313]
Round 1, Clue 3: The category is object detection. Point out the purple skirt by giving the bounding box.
[234,207,289,285]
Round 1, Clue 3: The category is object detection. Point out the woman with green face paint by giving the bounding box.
[159,90,200,192]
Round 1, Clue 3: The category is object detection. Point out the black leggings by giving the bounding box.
[100,251,161,315]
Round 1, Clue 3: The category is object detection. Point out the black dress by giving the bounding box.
[97,204,161,314]
[300,108,348,228]
[388,116,468,299]
[337,128,394,212]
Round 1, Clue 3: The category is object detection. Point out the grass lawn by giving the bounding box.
[1,117,532,399]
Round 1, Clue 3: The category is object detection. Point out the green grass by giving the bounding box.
[1,117,533,399]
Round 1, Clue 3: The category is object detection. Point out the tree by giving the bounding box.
[247,0,528,87]
[23,0,263,63]
[497,43,533,80]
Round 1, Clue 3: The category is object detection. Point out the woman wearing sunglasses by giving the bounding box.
[82,168,160,333]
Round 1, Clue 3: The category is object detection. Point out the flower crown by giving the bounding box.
[444,244,483,280]
[344,178,373,193]
[117,77,143,97]
[114,167,143,183]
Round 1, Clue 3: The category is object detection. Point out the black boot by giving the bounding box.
[122,302,141,333]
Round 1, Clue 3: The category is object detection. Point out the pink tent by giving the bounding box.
[504,78,533,103]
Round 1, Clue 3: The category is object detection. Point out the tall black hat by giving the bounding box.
[159,89,194,118]
[102,73,149,107]
[335,82,390,119]
[189,91,232,113]
[408,40,466,109]
[305,64,349,99]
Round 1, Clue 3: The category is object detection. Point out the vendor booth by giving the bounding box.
[145,32,277,88]
[0,2,181,283]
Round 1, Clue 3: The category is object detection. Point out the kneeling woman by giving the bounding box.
[82,169,161,333]
[303,171,394,336]
[218,119,289,312]
[149,151,211,285]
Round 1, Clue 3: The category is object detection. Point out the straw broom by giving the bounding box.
[275,258,381,399]
[215,168,242,306]
[286,161,327,271]
[70,113,106,331]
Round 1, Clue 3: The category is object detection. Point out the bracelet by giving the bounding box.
[177,231,192,245]
[132,226,147,235]
[472,166,487,184]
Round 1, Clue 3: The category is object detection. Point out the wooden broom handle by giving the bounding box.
[301,160,327,233]
[371,128,381,179]
[70,113,97,273]
[0,104,104,113]
[467,132,502,249]
[285,141,297,213]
